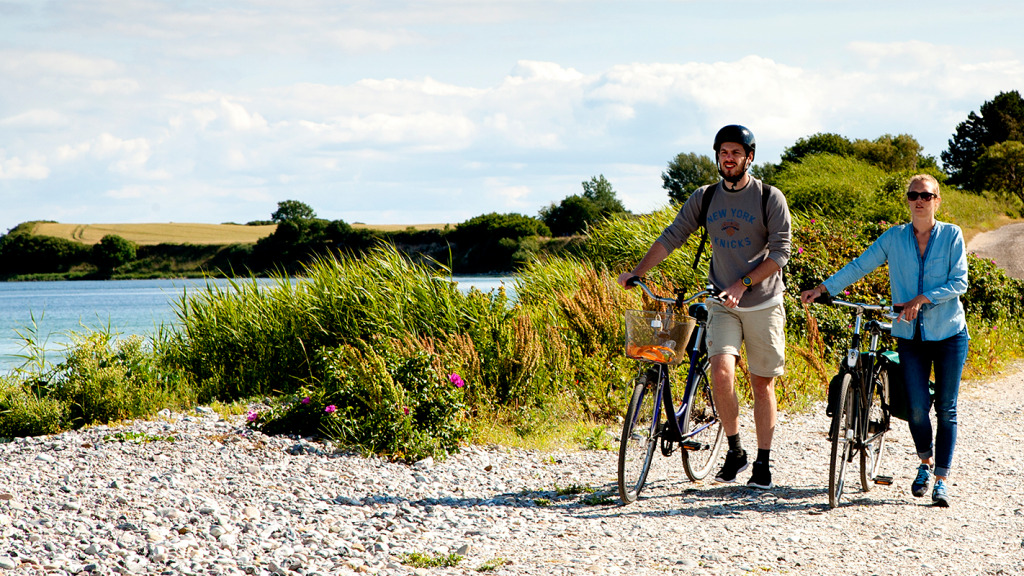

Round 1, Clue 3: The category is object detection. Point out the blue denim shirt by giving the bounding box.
[822,221,968,341]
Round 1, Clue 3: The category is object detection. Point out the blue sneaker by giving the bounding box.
[911,464,932,497]
[932,479,950,507]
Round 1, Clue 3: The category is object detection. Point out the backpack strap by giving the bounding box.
[692,182,718,270]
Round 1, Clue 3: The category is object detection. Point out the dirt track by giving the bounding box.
[967,221,1024,279]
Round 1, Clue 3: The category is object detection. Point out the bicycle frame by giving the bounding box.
[617,279,727,502]
[820,296,898,507]
[629,283,717,447]
[840,310,891,450]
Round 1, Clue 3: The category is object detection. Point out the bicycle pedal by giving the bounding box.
[680,440,702,451]
[873,475,894,485]
[660,438,675,457]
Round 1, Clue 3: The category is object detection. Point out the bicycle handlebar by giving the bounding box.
[811,293,903,318]
[625,276,720,307]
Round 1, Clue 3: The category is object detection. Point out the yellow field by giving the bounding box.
[30,221,451,245]
[31,222,278,246]
[350,223,450,232]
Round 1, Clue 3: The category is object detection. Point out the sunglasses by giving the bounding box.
[906,191,938,201]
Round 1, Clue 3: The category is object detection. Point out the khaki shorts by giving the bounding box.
[706,301,786,377]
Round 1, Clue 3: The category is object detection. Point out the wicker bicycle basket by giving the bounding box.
[624,310,696,366]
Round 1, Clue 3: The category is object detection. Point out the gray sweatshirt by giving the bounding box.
[656,177,792,308]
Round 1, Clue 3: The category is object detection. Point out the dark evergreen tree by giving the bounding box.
[941,90,1024,189]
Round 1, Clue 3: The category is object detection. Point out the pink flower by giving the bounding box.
[325,405,337,414]
[810,219,816,224]
[449,373,465,388]
[245,411,259,423]
[301,397,311,405]
[797,247,804,254]
[403,406,410,415]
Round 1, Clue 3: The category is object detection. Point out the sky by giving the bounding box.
[1,1,1023,233]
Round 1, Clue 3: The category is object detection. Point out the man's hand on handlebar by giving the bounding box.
[718,281,746,309]
[617,272,641,289]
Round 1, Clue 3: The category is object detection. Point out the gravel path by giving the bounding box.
[968,221,1024,279]
[1,362,1022,576]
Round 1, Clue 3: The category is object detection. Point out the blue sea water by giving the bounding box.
[0,276,515,372]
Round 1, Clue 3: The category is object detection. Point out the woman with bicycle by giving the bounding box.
[800,174,968,507]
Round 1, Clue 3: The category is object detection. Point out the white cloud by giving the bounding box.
[0,50,120,77]
[0,153,49,180]
[0,109,69,129]
[218,99,268,132]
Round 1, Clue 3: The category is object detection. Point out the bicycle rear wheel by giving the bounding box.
[618,374,662,503]
[860,367,891,491]
[828,373,855,509]
[680,360,724,481]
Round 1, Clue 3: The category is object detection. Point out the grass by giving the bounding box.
[103,431,177,443]
[400,552,462,568]
[477,558,509,572]
[30,222,277,246]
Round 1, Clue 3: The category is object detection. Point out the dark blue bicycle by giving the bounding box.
[617,278,725,504]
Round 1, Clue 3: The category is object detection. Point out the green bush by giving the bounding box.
[0,383,64,438]
[773,154,889,218]
[0,233,90,275]
[0,332,186,435]
[92,234,137,273]
[50,333,179,427]
[252,340,470,461]
[963,254,1024,319]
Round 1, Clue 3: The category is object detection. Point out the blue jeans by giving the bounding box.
[896,327,969,478]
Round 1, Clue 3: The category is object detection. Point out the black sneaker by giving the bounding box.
[747,461,774,489]
[714,449,748,483]
[911,464,932,498]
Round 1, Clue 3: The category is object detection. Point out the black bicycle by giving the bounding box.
[617,278,725,504]
[810,294,900,508]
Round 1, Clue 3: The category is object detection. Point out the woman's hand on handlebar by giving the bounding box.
[895,294,931,323]
[800,285,827,304]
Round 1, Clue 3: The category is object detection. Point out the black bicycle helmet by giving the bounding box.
[713,125,756,160]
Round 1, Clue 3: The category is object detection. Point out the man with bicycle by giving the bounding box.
[618,125,792,489]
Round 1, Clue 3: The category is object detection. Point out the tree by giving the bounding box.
[540,195,602,236]
[941,90,1024,189]
[851,134,923,172]
[750,162,780,186]
[975,140,1024,204]
[780,133,854,164]
[540,175,626,236]
[662,152,718,204]
[92,234,137,273]
[0,233,90,274]
[581,174,626,215]
[271,200,317,224]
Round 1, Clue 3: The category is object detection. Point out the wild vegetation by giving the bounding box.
[1,92,1023,460]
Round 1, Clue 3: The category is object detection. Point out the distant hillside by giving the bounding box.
[31,222,277,246]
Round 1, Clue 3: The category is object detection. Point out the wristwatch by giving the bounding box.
[741,275,753,289]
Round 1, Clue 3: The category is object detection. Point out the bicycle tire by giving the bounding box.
[618,377,661,504]
[828,373,855,509]
[860,367,890,491]
[680,360,725,481]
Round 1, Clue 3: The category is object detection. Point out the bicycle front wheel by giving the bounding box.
[680,360,724,481]
[618,377,661,504]
[860,367,890,491]
[828,373,855,509]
